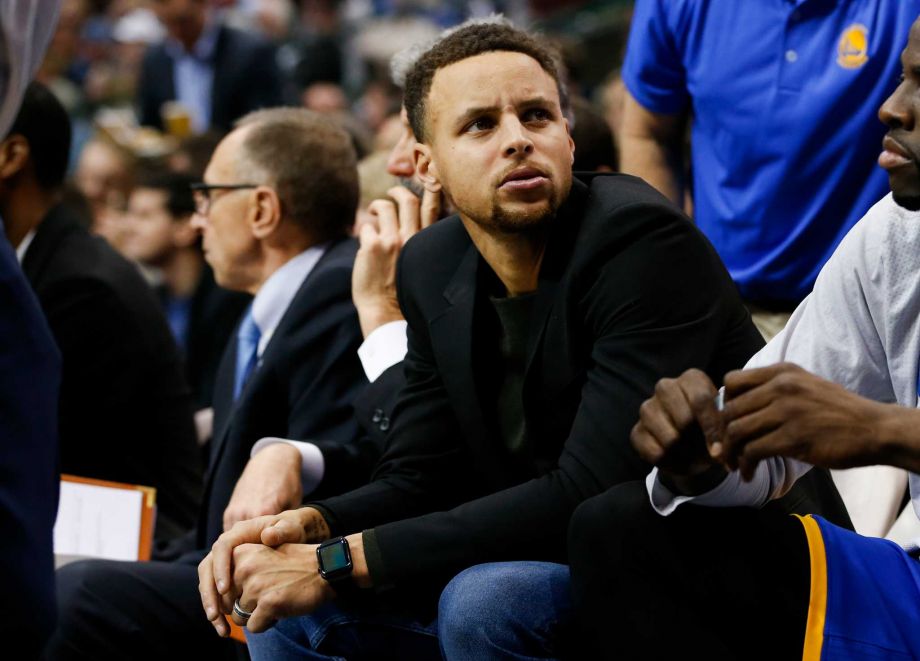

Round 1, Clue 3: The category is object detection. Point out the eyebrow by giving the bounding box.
[453,96,557,127]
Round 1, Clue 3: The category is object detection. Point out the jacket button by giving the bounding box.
[372,408,383,423]
[379,417,390,432]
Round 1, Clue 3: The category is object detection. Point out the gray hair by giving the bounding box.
[389,13,514,89]
[234,107,358,242]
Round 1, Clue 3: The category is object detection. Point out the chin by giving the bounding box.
[892,192,920,211]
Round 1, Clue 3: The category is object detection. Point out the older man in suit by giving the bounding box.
[139,0,282,133]
[47,108,368,660]
[197,23,850,661]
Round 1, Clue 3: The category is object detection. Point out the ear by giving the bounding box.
[414,143,442,193]
[0,135,31,181]
[248,186,283,240]
[171,215,199,248]
[564,117,575,166]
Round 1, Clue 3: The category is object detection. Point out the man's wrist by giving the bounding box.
[659,462,728,496]
[875,405,920,472]
[356,302,404,339]
[345,533,373,589]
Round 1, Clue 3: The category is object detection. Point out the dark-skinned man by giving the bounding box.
[568,17,920,660]
[197,22,847,661]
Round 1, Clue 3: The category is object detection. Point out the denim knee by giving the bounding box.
[438,561,571,661]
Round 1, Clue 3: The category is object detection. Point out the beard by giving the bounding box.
[480,188,562,234]
[893,192,920,211]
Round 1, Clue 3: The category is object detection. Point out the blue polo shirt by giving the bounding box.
[623,0,920,305]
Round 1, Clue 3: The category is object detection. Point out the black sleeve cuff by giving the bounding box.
[362,528,395,593]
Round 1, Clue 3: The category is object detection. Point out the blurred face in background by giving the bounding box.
[152,0,207,48]
[122,187,190,267]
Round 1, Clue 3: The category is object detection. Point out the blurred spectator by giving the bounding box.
[121,168,250,410]
[621,1,920,339]
[138,0,283,133]
[167,129,225,177]
[74,135,135,243]
[2,82,202,542]
[570,95,617,172]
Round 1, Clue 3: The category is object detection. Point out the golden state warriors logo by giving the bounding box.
[837,24,869,69]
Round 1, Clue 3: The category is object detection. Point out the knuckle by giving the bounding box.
[654,378,674,397]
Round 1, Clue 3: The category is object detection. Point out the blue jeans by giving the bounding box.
[438,562,573,660]
[246,561,573,661]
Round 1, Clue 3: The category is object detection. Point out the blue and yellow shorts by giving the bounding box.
[797,514,920,660]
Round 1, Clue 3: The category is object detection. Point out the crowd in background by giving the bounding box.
[41,0,628,240]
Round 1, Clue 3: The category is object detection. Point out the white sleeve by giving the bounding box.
[357,320,407,382]
[250,437,326,497]
[0,1,61,136]
[647,199,893,514]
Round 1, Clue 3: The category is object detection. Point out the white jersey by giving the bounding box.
[648,193,920,520]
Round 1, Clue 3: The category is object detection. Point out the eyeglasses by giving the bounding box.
[190,183,259,216]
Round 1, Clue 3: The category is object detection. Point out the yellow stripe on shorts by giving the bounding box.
[795,514,828,661]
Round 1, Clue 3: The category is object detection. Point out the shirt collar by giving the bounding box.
[164,19,220,61]
[251,243,329,355]
[15,228,36,263]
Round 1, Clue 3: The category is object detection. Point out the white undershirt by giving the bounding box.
[647,193,920,522]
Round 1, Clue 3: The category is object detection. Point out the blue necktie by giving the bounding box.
[233,306,261,401]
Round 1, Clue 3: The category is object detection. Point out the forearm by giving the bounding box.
[876,405,920,474]
[619,133,684,206]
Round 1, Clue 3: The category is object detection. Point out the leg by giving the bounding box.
[438,562,573,661]
[46,559,239,660]
[246,598,440,661]
[568,481,810,660]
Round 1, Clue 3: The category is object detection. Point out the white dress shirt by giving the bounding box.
[252,317,408,496]
[647,194,920,523]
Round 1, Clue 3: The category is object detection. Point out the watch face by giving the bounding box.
[317,538,352,580]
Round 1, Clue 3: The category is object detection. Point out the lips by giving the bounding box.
[499,166,549,191]
[879,135,914,170]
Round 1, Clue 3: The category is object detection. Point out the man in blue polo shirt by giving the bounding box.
[621,0,920,339]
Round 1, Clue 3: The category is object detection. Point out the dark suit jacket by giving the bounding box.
[0,239,60,652]
[137,24,282,132]
[316,173,848,593]
[23,205,202,542]
[162,266,250,410]
[198,238,368,548]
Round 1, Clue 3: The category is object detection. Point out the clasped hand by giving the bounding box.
[631,363,888,489]
[198,506,332,636]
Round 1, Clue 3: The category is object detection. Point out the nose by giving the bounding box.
[386,137,415,178]
[189,211,207,232]
[879,79,915,131]
[501,116,534,158]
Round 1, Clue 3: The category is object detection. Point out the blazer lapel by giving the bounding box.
[428,245,506,486]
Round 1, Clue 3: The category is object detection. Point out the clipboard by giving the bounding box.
[54,474,157,562]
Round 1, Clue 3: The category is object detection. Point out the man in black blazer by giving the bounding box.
[139,0,282,133]
[47,107,372,660]
[1,83,202,543]
[199,23,849,660]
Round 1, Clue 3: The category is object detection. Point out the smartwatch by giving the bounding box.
[316,536,357,593]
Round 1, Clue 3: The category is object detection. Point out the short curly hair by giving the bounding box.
[403,23,564,143]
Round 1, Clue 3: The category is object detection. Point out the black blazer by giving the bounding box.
[22,205,201,541]
[137,24,283,132]
[199,238,368,548]
[316,174,847,591]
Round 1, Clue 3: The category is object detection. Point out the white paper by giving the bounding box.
[53,482,143,561]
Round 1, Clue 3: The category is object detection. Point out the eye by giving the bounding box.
[464,117,495,133]
[523,107,552,123]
